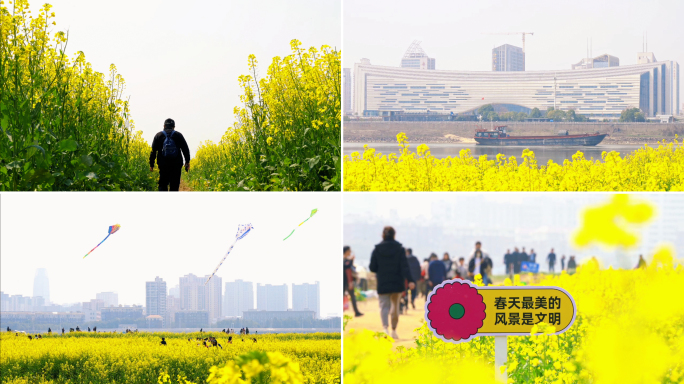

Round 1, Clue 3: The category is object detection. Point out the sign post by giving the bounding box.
[424,279,577,382]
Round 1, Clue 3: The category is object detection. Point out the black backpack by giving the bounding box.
[161,130,178,158]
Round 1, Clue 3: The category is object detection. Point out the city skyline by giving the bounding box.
[344,0,683,100]
[1,193,341,317]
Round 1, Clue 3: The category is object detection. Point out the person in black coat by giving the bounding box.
[149,118,191,191]
[405,248,422,309]
[369,226,415,339]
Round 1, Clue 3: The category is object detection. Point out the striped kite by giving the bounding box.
[205,223,253,285]
[283,209,318,241]
[83,224,121,258]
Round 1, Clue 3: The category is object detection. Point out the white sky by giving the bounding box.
[343,193,684,274]
[23,0,341,155]
[1,193,342,317]
[344,0,683,102]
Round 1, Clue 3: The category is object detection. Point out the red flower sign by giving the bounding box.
[425,279,486,342]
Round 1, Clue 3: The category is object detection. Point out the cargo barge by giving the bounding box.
[474,126,607,146]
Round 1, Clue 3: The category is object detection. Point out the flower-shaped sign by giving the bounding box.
[425,279,577,343]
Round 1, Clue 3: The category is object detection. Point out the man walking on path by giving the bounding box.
[405,248,422,309]
[547,249,557,273]
[150,118,191,191]
[369,226,416,339]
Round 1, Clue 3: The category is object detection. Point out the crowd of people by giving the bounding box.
[343,225,604,338]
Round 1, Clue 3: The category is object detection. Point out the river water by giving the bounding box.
[344,143,645,164]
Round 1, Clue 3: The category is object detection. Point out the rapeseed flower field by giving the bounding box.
[0,332,340,384]
[186,40,341,192]
[344,253,684,383]
[343,133,684,191]
[0,0,156,191]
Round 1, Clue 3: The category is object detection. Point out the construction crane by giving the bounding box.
[483,32,534,53]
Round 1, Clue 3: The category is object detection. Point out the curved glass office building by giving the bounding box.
[353,60,679,118]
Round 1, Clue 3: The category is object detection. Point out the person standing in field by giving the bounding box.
[405,248,422,310]
[149,118,191,191]
[547,249,557,273]
[561,255,566,271]
[369,226,416,339]
[468,241,493,285]
[635,254,647,269]
[344,246,364,317]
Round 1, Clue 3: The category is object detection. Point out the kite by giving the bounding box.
[83,224,121,258]
[283,209,318,241]
[205,223,253,285]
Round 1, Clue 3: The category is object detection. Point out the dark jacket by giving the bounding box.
[149,129,191,168]
[406,255,422,282]
[428,260,447,286]
[369,240,415,294]
[468,255,493,276]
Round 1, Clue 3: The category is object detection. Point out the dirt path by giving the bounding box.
[344,295,428,349]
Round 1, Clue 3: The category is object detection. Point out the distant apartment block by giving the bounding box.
[100,306,143,322]
[204,275,222,324]
[146,277,167,326]
[572,54,619,70]
[492,44,524,72]
[179,274,205,311]
[175,310,209,328]
[96,292,118,308]
[33,268,50,304]
[400,41,435,70]
[343,68,352,114]
[256,284,288,312]
[292,282,321,319]
[224,280,254,317]
[165,295,181,326]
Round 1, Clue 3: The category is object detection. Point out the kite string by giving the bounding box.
[205,239,237,285]
[83,234,111,258]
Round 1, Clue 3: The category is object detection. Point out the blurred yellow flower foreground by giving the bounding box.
[344,249,684,384]
[0,332,340,384]
[343,133,684,191]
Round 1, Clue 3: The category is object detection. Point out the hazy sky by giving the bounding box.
[344,0,683,101]
[24,0,341,155]
[1,193,342,317]
[344,193,684,275]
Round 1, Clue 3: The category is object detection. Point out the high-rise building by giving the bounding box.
[492,44,524,72]
[400,41,435,70]
[33,268,50,304]
[256,283,288,311]
[165,295,181,327]
[343,68,352,114]
[96,292,118,308]
[0,291,10,312]
[204,275,222,324]
[179,274,205,311]
[572,54,619,70]
[292,282,321,318]
[168,285,180,299]
[146,277,167,326]
[223,280,254,317]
